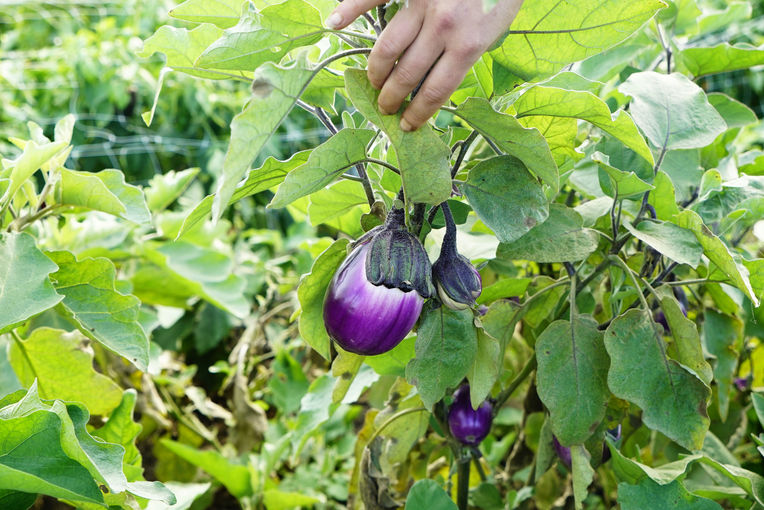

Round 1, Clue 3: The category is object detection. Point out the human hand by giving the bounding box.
[326,0,524,131]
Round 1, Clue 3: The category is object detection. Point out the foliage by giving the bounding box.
[1,0,764,509]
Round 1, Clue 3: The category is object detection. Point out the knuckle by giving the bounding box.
[393,64,419,87]
[453,39,483,58]
[433,9,457,31]
[374,37,400,60]
[420,83,451,105]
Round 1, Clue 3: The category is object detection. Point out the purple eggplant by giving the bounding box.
[323,242,424,355]
[448,385,493,447]
[553,425,621,467]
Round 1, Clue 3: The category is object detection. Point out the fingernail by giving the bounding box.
[326,12,342,29]
[400,118,414,132]
[379,104,394,115]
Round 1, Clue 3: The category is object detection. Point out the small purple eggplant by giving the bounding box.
[448,385,493,447]
[553,425,621,467]
[323,242,424,355]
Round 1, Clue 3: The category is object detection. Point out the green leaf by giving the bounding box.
[307,180,365,234]
[648,171,680,220]
[331,348,364,404]
[373,380,428,464]
[604,309,710,451]
[0,383,175,505]
[405,303,478,410]
[364,335,416,378]
[145,482,211,510]
[59,169,151,224]
[270,129,374,208]
[145,168,200,213]
[623,220,703,268]
[46,251,150,371]
[143,242,250,318]
[0,232,63,334]
[0,409,105,505]
[405,480,457,510]
[294,374,336,453]
[571,445,594,510]
[8,328,122,416]
[92,390,144,481]
[536,316,609,445]
[619,72,727,151]
[138,24,227,79]
[196,1,324,71]
[658,294,712,386]
[467,330,501,409]
[593,151,654,198]
[344,69,451,206]
[453,98,559,192]
[169,0,243,28]
[697,1,751,34]
[2,140,67,205]
[708,93,758,129]
[618,479,722,510]
[481,299,524,350]
[297,239,349,360]
[460,155,549,244]
[263,490,320,510]
[673,210,759,307]
[497,204,599,263]
[161,439,251,498]
[513,86,653,165]
[178,151,308,238]
[0,491,35,510]
[678,43,764,77]
[477,278,531,305]
[701,310,743,421]
[301,69,344,112]
[490,0,665,81]
[212,61,315,221]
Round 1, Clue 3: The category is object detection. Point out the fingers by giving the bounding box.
[400,53,470,131]
[377,32,444,115]
[326,0,386,30]
[367,6,424,89]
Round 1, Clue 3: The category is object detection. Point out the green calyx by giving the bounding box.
[365,206,434,298]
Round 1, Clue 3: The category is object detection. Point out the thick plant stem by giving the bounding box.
[457,455,470,510]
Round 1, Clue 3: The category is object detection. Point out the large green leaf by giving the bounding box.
[169,0,244,28]
[0,383,175,505]
[138,24,227,79]
[297,239,349,360]
[701,310,744,421]
[623,220,703,268]
[405,304,478,409]
[460,156,549,244]
[373,380,428,464]
[673,210,759,307]
[496,204,599,263]
[604,309,710,451]
[513,86,653,165]
[178,151,308,238]
[405,480,457,510]
[47,251,150,371]
[708,93,758,129]
[619,72,727,151]
[490,0,665,80]
[678,43,764,77]
[141,242,250,318]
[593,151,654,198]
[307,177,366,235]
[8,328,122,416]
[59,169,151,224]
[453,98,559,191]
[212,61,315,220]
[619,479,722,510]
[270,129,374,208]
[536,316,609,446]
[0,232,63,334]
[344,69,451,206]
[196,1,324,71]
[571,445,595,510]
